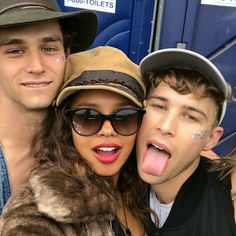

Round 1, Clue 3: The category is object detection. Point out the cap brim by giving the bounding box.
[140,48,228,124]
[56,85,143,108]
[140,48,227,95]
[0,9,98,52]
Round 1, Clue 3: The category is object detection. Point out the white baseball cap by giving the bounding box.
[140,48,230,124]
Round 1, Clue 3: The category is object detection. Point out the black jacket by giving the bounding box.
[146,158,236,236]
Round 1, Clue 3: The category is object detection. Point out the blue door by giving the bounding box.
[56,0,155,63]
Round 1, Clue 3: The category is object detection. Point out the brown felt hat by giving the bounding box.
[0,0,98,52]
[56,46,146,107]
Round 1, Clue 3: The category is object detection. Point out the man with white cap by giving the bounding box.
[0,0,97,214]
[136,48,236,235]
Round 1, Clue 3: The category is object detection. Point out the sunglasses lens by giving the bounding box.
[113,109,142,135]
[66,108,145,136]
[72,109,100,136]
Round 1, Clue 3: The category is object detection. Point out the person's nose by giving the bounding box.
[97,120,117,137]
[155,112,176,136]
[26,51,45,74]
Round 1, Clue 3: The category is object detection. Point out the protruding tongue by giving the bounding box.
[142,145,170,176]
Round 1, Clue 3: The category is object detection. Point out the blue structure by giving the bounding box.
[57,0,155,63]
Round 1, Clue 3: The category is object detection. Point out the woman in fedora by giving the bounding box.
[0,46,153,236]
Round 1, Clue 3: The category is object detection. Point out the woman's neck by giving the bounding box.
[117,192,145,236]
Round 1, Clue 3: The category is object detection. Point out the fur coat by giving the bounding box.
[0,162,117,236]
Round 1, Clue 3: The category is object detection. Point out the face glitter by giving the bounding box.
[192,130,208,139]
[55,56,66,63]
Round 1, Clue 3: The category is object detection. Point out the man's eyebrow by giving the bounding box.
[40,35,63,43]
[185,106,208,119]
[0,35,63,46]
[0,39,24,46]
[148,95,208,119]
[147,95,168,102]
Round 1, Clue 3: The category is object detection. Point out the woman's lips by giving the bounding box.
[93,144,121,164]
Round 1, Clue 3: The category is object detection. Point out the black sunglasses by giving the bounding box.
[65,108,146,136]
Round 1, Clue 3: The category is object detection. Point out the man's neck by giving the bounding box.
[0,97,48,142]
[152,159,200,204]
[0,103,49,192]
[0,103,48,144]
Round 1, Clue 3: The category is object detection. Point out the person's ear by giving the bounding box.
[203,126,224,151]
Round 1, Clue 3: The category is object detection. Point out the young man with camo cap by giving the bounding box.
[0,0,97,214]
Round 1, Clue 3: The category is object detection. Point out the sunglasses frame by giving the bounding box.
[65,107,146,136]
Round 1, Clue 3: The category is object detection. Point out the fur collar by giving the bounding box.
[29,162,117,224]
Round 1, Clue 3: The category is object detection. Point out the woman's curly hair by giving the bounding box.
[35,94,151,227]
[211,144,236,183]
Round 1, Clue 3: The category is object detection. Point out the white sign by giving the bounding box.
[64,0,116,13]
[201,0,236,8]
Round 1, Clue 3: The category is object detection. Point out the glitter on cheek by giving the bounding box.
[192,129,208,139]
[55,56,66,63]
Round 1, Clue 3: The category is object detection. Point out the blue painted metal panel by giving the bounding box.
[129,0,156,62]
[158,0,236,156]
[158,0,189,49]
[56,0,155,63]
